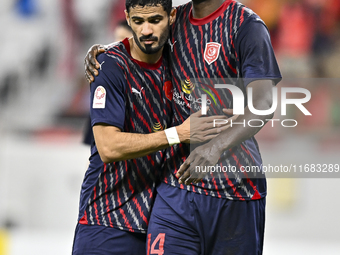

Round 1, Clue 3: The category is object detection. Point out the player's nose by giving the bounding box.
[141,22,153,36]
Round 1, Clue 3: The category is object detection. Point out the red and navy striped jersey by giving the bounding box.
[78,38,173,233]
[163,0,281,200]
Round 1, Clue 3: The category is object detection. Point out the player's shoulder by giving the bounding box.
[233,1,265,27]
[175,1,192,18]
[97,40,130,68]
[226,1,267,41]
[94,41,132,78]
[175,1,191,11]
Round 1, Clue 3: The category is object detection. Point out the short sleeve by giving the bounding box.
[90,53,126,130]
[236,17,282,86]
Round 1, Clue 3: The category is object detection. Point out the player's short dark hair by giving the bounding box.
[126,0,172,15]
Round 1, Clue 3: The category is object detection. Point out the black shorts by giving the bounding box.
[72,223,146,255]
[147,182,266,255]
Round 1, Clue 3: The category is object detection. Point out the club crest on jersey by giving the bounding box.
[93,86,106,109]
[204,42,221,65]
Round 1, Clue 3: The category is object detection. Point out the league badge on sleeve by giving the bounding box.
[93,86,106,109]
[204,42,221,65]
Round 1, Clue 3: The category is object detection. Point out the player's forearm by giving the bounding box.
[94,124,188,163]
[99,131,170,163]
[208,80,275,154]
[210,106,273,154]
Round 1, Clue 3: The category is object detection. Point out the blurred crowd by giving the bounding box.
[246,0,340,78]
[244,0,340,139]
[0,0,128,133]
[0,0,339,138]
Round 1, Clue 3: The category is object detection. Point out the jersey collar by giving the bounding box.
[189,0,232,26]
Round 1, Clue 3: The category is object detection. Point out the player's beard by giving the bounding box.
[133,22,170,55]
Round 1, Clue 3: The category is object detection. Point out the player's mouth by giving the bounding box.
[142,40,157,45]
[140,35,158,45]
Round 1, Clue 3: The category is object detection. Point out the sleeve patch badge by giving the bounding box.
[93,86,106,109]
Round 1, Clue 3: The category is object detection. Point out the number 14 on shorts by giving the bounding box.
[147,233,165,255]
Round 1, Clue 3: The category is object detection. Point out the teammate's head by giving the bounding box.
[114,20,133,41]
[125,0,176,55]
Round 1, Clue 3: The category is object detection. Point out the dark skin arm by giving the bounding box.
[176,80,275,185]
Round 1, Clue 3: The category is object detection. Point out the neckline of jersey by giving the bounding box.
[122,38,163,70]
[189,0,233,26]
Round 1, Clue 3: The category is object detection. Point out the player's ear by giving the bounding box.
[124,10,131,26]
[169,8,177,26]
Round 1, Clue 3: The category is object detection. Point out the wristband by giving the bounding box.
[164,127,180,146]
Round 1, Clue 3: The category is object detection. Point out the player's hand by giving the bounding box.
[176,108,238,144]
[176,108,238,185]
[84,44,106,83]
[176,141,221,185]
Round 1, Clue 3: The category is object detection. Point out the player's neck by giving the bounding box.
[191,0,225,19]
[129,38,163,64]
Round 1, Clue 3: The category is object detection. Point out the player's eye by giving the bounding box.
[149,19,161,24]
[133,20,143,25]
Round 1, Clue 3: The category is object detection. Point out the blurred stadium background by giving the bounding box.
[0,0,339,254]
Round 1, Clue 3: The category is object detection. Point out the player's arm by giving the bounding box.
[94,109,233,163]
[176,80,275,184]
[94,125,168,163]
